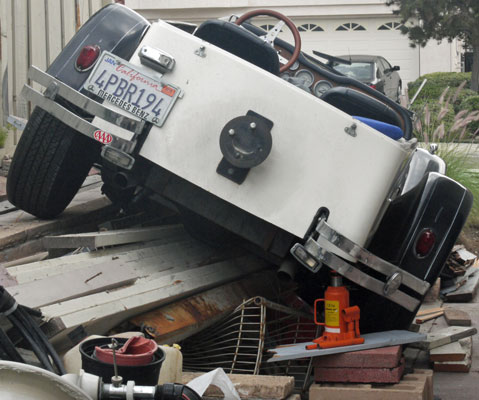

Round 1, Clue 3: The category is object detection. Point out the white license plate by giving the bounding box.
[84,51,180,127]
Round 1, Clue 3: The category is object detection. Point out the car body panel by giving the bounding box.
[127,21,413,248]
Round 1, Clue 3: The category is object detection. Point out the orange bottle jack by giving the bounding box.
[306,272,365,350]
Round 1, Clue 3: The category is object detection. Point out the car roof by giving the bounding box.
[336,55,383,63]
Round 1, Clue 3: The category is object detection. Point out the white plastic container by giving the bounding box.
[158,345,183,384]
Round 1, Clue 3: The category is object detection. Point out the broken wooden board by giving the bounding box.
[130,271,278,344]
[309,369,433,400]
[0,188,118,257]
[42,255,270,349]
[182,372,294,400]
[411,326,477,350]
[430,337,470,362]
[6,225,190,284]
[9,264,138,308]
[443,308,472,327]
[43,226,184,249]
[10,235,234,286]
[267,331,426,362]
[433,338,472,372]
[444,271,479,302]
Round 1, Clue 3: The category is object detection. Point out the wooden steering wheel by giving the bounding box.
[235,9,302,73]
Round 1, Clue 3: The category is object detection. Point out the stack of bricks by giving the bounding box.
[310,346,434,400]
[313,345,404,384]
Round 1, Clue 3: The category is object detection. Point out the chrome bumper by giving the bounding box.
[21,66,142,167]
[291,218,430,312]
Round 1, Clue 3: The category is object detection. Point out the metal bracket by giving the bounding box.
[344,122,357,137]
[194,46,207,58]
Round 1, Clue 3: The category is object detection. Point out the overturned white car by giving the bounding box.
[8,5,472,332]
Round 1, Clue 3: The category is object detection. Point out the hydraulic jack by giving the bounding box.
[307,272,364,350]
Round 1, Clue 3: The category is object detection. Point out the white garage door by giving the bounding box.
[266,17,420,86]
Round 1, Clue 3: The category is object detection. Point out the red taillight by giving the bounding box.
[368,83,377,90]
[75,45,100,71]
[415,229,436,258]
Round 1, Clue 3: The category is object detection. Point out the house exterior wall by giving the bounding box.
[125,0,463,85]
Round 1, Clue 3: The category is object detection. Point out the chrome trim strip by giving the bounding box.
[316,219,430,295]
[21,85,136,153]
[304,238,420,311]
[28,66,145,135]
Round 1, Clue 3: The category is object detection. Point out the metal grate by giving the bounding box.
[181,297,319,393]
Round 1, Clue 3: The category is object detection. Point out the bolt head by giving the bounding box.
[250,122,257,129]
[228,129,235,136]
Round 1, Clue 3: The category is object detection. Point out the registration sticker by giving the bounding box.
[84,51,181,127]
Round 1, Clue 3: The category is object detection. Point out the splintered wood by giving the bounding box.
[0,180,274,352]
[442,246,479,302]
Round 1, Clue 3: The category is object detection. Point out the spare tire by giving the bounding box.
[7,107,100,219]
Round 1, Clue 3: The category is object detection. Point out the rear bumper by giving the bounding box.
[22,66,141,168]
[292,171,472,312]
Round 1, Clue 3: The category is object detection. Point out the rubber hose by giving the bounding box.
[8,313,55,373]
[155,383,202,400]
[0,327,25,363]
[16,306,66,374]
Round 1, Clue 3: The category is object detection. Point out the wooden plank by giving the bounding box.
[43,226,186,249]
[415,311,444,324]
[412,326,477,350]
[12,235,228,285]
[430,340,466,362]
[46,0,63,64]
[6,0,15,122]
[79,0,90,27]
[0,187,116,252]
[0,265,17,287]
[13,0,29,119]
[62,0,77,44]
[29,0,48,92]
[0,238,45,264]
[445,271,479,302]
[0,200,16,215]
[1,252,49,268]
[42,256,269,344]
[7,225,187,281]
[182,372,294,400]
[129,271,278,344]
[443,308,471,326]
[416,307,443,317]
[10,263,138,308]
[433,338,472,372]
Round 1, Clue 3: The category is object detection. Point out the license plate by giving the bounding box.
[84,51,181,127]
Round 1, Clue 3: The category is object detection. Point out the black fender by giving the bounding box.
[47,3,150,89]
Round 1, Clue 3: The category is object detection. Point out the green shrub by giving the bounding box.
[0,127,7,149]
[412,86,479,227]
[408,72,472,100]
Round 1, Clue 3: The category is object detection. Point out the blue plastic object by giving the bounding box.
[353,116,404,140]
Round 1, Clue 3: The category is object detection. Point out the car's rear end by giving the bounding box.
[7,5,473,331]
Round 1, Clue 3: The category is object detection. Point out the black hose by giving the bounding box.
[19,304,43,318]
[0,327,25,363]
[8,313,55,372]
[16,306,66,374]
[155,383,202,400]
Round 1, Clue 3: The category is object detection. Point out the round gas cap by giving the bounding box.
[219,114,273,169]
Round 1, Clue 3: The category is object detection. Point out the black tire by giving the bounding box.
[7,107,100,219]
